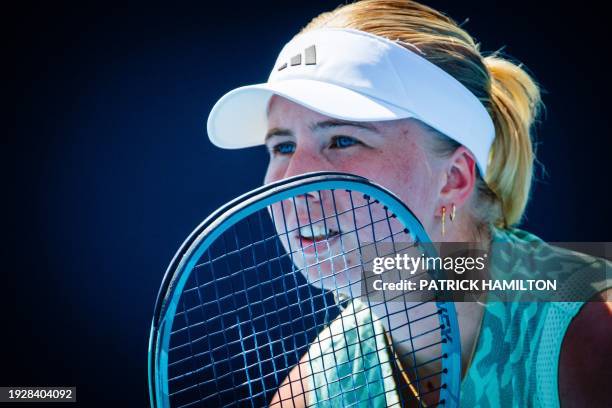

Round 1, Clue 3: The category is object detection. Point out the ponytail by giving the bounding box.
[484,57,542,226]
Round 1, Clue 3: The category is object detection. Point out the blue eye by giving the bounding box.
[332,136,360,149]
[273,142,295,155]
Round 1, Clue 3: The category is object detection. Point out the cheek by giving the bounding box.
[362,143,435,221]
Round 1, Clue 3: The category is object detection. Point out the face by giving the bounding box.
[264,96,446,293]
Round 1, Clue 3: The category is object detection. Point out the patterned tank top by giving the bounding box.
[305,227,611,407]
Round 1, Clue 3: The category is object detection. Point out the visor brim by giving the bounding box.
[206,78,416,149]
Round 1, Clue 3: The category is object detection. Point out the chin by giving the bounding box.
[299,257,363,295]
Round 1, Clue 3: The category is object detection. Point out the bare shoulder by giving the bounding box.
[558,288,612,407]
[269,352,314,408]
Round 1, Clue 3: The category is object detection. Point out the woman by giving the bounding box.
[206,0,611,406]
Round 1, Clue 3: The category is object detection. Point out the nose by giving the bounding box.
[283,144,334,180]
[281,145,339,223]
[286,191,337,236]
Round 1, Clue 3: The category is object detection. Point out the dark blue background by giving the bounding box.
[7,0,611,406]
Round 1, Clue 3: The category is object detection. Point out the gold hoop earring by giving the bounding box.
[441,206,446,237]
[450,203,456,222]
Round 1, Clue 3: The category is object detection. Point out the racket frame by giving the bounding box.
[148,172,461,407]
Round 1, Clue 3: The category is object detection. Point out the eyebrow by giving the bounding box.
[265,119,378,141]
[311,119,378,133]
[265,127,293,141]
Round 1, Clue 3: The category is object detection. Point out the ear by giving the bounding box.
[437,146,477,214]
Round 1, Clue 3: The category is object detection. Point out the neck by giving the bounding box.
[366,221,492,383]
[439,213,492,245]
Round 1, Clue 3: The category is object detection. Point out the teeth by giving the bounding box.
[299,224,331,239]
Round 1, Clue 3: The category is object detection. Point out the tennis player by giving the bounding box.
[206,0,611,406]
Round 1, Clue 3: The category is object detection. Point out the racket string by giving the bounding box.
[164,187,449,407]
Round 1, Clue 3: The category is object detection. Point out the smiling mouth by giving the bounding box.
[299,224,340,240]
[296,224,341,253]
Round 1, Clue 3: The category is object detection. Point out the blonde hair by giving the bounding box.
[300,0,542,228]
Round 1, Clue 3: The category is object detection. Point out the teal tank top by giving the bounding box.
[460,227,610,407]
[305,227,611,407]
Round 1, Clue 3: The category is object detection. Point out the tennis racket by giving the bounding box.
[148,171,461,407]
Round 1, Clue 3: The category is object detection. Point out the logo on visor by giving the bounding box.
[277,45,316,71]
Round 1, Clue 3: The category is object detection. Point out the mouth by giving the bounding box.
[295,224,341,255]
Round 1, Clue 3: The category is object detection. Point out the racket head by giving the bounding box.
[149,172,461,407]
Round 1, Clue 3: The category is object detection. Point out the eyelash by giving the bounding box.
[330,135,361,149]
[271,142,296,155]
[270,136,362,156]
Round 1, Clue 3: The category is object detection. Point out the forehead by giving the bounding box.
[267,95,330,124]
[266,94,417,135]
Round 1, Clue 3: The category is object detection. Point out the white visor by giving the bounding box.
[207,28,495,176]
